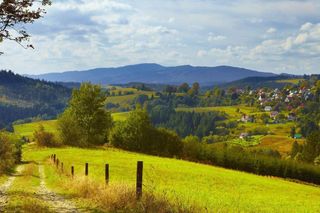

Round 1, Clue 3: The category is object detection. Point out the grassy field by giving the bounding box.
[176,105,260,119]
[13,112,129,140]
[229,135,263,147]
[106,90,155,109]
[258,135,305,155]
[276,79,304,85]
[22,144,320,212]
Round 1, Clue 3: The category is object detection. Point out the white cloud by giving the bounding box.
[0,0,320,75]
[266,28,277,34]
[208,33,227,42]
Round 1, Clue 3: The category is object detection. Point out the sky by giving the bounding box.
[0,0,320,75]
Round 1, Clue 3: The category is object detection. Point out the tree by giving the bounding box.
[302,131,320,162]
[110,108,183,156]
[0,0,51,54]
[177,83,190,93]
[188,82,200,96]
[290,141,300,158]
[58,83,113,147]
[0,132,15,174]
[110,108,153,152]
[290,127,296,138]
[314,155,320,166]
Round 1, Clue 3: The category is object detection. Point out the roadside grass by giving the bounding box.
[44,163,197,212]
[5,163,52,212]
[0,175,8,184]
[23,144,320,212]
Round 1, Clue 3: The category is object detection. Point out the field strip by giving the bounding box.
[38,165,80,213]
[0,165,24,210]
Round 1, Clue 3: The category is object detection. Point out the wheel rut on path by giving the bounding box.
[37,165,80,213]
[0,165,24,211]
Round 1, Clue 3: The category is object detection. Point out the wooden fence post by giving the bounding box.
[53,154,56,163]
[85,163,88,176]
[56,159,59,168]
[71,166,74,178]
[105,164,109,185]
[136,161,143,199]
[61,162,64,173]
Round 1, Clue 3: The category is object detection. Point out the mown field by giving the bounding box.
[106,87,155,109]
[22,145,320,212]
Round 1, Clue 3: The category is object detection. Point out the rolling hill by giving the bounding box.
[29,64,277,86]
[0,70,71,129]
[220,75,302,89]
[19,144,320,212]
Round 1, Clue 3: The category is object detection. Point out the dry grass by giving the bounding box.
[58,175,201,213]
[258,135,305,155]
[6,197,53,213]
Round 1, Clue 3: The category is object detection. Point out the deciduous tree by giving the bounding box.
[0,0,51,54]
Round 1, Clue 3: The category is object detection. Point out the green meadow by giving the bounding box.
[13,112,129,140]
[22,144,320,212]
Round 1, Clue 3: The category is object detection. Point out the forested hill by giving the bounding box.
[0,70,71,129]
[219,75,301,89]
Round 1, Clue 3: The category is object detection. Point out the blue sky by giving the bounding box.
[0,0,320,75]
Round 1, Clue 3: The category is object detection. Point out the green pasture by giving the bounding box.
[22,145,320,212]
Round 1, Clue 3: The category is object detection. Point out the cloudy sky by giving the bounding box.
[0,0,320,75]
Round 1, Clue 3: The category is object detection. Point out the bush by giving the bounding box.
[0,133,16,174]
[34,125,60,147]
[248,126,269,135]
[110,109,183,157]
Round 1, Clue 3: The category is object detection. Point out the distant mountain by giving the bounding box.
[0,70,71,129]
[29,64,277,86]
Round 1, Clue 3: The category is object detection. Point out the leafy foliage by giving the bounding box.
[33,125,60,147]
[0,0,51,54]
[0,132,16,174]
[58,83,113,147]
[110,108,183,157]
[0,70,71,129]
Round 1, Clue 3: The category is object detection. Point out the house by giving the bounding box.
[240,114,254,123]
[264,106,272,112]
[239,133,249,139]
[270,111,279,119]
[288,113,296,121]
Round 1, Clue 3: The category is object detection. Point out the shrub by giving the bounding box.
[0,133,16,174]
[110,109,183,157]
[33,125,60,147]
[248,126,269,135]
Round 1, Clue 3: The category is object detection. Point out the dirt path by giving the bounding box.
[0,165,24,210]
[37,165,80,213]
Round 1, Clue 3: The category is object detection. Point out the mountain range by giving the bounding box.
[28,64,277,85]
